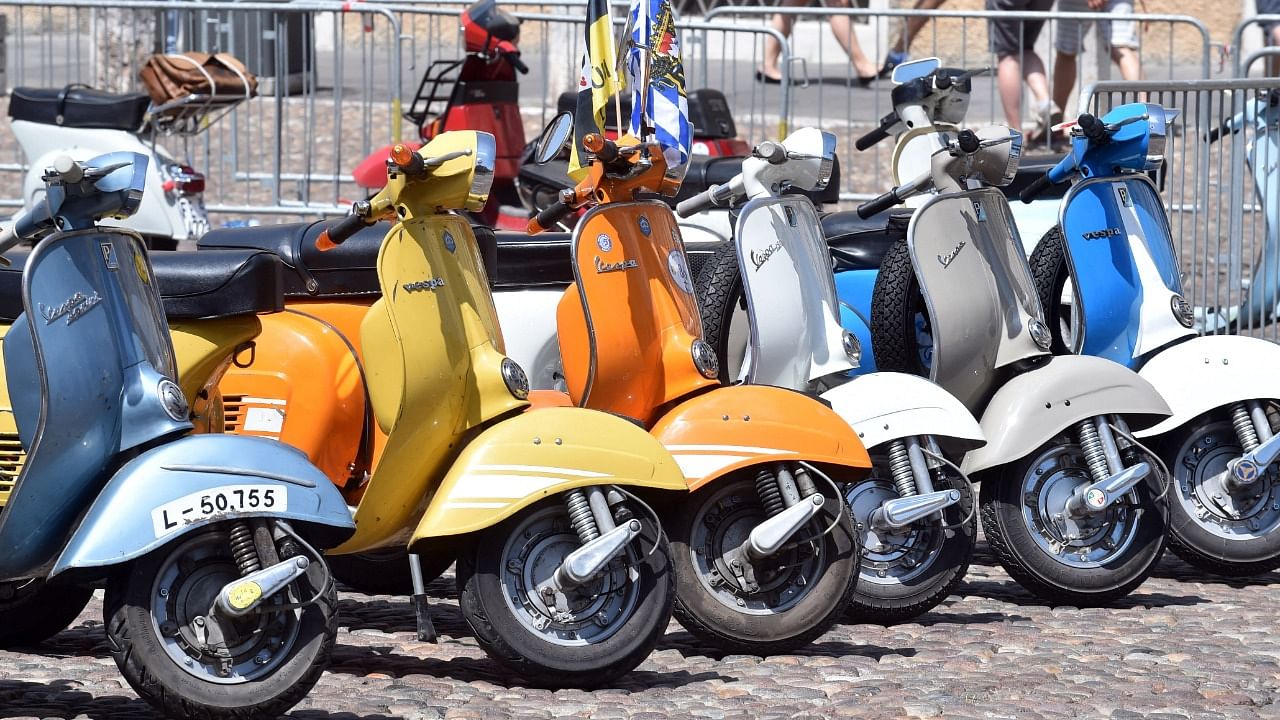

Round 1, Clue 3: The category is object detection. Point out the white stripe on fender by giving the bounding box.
[664,444,790,456]
[452,473,589,500]
[445,501,509,509]
[472,464,611,478]
[671,454,754,479]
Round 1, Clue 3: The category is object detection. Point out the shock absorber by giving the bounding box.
[563,489,600,543]
[1077,418,1111,483]
[228,521,261,576]
[887,440,916,497]
[755,466,786,517]
[1232,401,1261,453]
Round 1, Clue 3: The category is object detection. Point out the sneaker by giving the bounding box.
[1029,102,1063,146]
[879,50,908,79]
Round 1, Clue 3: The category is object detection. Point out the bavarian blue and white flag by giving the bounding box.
[624,0,691,172]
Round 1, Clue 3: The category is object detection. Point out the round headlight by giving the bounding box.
[691,339,720,380]
[158,378,190,422]
[501,358,530,400]
[1029,319,1052,351]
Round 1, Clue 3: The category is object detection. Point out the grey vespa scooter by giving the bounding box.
[862,127,1175,605]
[0,152,355,720]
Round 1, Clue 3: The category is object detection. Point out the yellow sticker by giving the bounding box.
[226,580,263,610]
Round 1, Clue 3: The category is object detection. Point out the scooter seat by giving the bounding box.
[199,220,385,298]
[823,208,912,272]
[491,231,574,289]
[9,86,151,132]
[0,248,283,321]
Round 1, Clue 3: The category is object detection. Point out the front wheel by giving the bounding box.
[105,524,337,720]
[456,496,673,687]
[1160,408,1280,576]
[668,468,859,654]
[979,436,1167,606]
[0,578,93,647]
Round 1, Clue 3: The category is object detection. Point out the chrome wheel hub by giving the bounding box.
[1021,444,1141,568]
[845,477,942,586]
[1174,421,1280,540]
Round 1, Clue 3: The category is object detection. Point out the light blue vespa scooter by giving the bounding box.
[0,152,355,719]
[1026,103,1280,577]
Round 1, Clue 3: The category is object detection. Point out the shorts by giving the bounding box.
[986,0,1055,59]
[1260,0,1280,41]
[1055,0,1139,55]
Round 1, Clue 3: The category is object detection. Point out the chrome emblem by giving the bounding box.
[842,330,862,367]
[1171,294,1195,328]
[40,290,102,326]
[403,277,446,292]
[784,205,797,227]
[596,233,613,252]
[667,249,694,293]
[100,242,118,269]
[750,240,783,271]
[595,256,638,274]
[1082,228,1123,240]
[937,240,966,268]
[972,201,987,221]
[638,216,651,236]
[501,358,530,400]
[158,378,189,422]
[1117,186,1133,207]
[1233,458,1261,484]
[443,231,456,253]
[1029,319,1053,350]
[691,339,719,379]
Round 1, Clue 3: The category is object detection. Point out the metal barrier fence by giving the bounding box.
[1233,14,1280,76]
[700,7,1213,201]
[1085,78,1280,341]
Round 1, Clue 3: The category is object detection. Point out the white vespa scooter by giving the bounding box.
[680,128,985,622]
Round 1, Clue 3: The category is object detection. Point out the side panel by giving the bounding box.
[834,269,878,373]
[650,384,872,491]
[491,288,563,391]
[557,201,715,425]
[1059,175,1190,366]
[908,187,1046,412]
[960,355,1172,475]
[821,372,985,455]
[410,407,687,541]
[1135,335,1280,438]
[171,315,260,435]
[51,434,355,575]
[736,196,854,389]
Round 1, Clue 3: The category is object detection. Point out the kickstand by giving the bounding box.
[409,553,437,643]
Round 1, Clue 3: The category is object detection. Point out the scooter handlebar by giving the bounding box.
[1019,173,1055,204]
[675,182,737,217]
[855,111,899,151]
[857,187,903,218]
[528,199,572,234]
[316,213,370,251]
[503,50,529,75]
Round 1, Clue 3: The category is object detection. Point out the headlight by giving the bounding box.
[842,330,862,368]
[691,339,720,379]
[1029,319,1052,351]
[1171,294,1194,329]
[501,357,530,399]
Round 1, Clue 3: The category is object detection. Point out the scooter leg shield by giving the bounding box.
[649,384,872,491]
[409,407,688,543]
[1134,335,1280,438]
[821,372,985,455]
[961,355,1171,476]
[50,434,355,577]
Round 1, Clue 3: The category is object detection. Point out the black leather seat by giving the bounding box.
[823,208,912,272]
[9,86,151,132]
[0,248,284,322]
[199,219,385,298]
[491,231,573,289]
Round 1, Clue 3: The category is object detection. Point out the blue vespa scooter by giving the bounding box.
[0,152,355,719]
[1025,102,1280,577]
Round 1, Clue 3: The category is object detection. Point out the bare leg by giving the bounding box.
[761,0,805,80]
[1023,52,1051,108]
[828,13,879,78]
[1052,50,1077,118]
[997,54,1025,130]
[1111,46,1142,81]
[892,0,947,55]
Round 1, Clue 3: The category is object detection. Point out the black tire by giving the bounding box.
[456,498,673,688]
[328,548,454,596]
[870,238,931,377]
[668,471,860,654]
[105,528,338,720]
[1158,410,1280,577]
[1027,225,1075,355]
[0,579,93,647]
[693,240,744,383]
[979,437,1167,606]
[844,464,976,624]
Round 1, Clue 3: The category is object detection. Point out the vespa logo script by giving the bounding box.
[1082,228,1123,240]
[40,291,102,326]
[595,256,638,274]
[402,278,446,292]
[937,240,967,269]
[750,240,783,271]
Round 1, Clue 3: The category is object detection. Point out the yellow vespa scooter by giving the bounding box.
[301,130,688,686]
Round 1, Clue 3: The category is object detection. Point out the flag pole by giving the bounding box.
[608,0,625,140]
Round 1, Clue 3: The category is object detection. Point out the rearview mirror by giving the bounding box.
[891,57,941,84]
[534,112,574,165]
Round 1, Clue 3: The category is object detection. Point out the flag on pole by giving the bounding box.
[568,0,622,180]
[624,0,691,172]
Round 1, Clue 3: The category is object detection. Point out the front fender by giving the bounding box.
[961,355,1171,475]
[1136,335,1280,438]
[821,373,985,455]
[650,384,872,491]
[51,435,355,576]
[411,407,687,541]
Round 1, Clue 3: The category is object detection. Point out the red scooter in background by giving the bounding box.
[352,0,529,229]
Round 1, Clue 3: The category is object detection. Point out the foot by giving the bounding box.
[1029,102,1063,145]
[755,68,782,84]
[879,50,908,79]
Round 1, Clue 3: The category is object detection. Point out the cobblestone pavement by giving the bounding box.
[3,541,1279,720]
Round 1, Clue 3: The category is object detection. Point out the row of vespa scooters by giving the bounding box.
[0,58,1277,720]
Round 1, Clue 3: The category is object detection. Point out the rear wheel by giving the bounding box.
[105,524,337,720]
[980,436,1167,606]
[693,241,748,383]
[668,468,859,653]
[457,496,672,687]
[0,578,93,647]
[870,239,933,377]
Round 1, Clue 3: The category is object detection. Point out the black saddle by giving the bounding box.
[823,209,912,272]
[9,86,151,132]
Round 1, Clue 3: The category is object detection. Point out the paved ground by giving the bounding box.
[2,539,1279,719]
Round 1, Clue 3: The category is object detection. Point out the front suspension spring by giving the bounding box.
[1232,402,1261,452]
[228,521,261,576]
[1077,419,1110,484]
[564,489,600,543]
[756,467,786,517]
[887,440,916,497]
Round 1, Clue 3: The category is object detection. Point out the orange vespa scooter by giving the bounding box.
[525,115,872,653]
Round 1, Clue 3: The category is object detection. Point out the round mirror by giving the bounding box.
[891,57,941,85]
[534,112,574,165]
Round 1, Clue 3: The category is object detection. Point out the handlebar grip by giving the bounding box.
[528,200,572,234]
[505,51,529,74]
[1019,173,1054,204]
[855,112,898,151]
[1077,113,1108,143]
[316,213,369,251]
[857,188,902,219]
[1206,124,1226,144]
[676,186,720,218]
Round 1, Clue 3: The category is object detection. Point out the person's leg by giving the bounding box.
[1052,51,1077,117]
[760,0,803,81]
[889,0,947,55]
[1106,0,1142,81]
[997,54,1024,130]
[1052,3,1085,119]
[823,0,878,79]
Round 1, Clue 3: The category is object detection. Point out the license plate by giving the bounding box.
[151,485,287,537]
